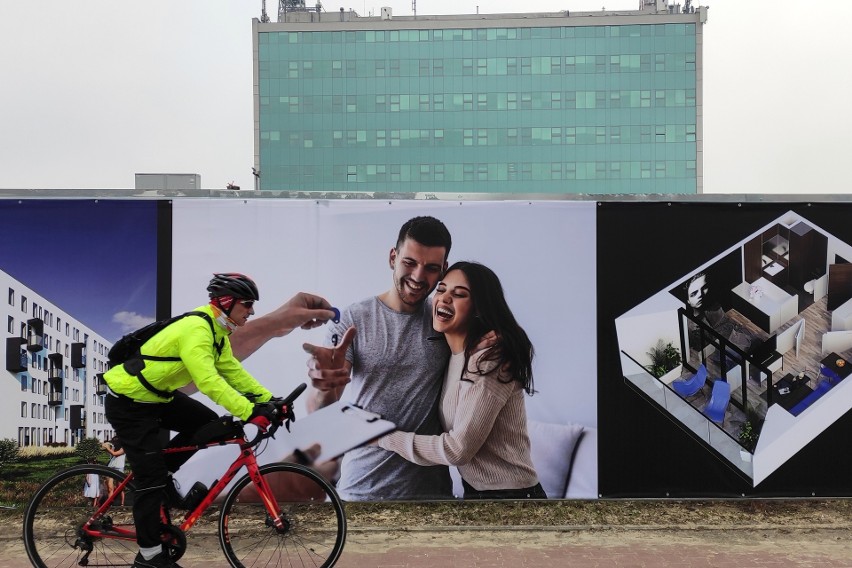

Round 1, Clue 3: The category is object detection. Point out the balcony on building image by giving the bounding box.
[48,389,62,406]
[70,343,86,368]
[48,372,62,390]
[26,318,44,352]
[6,337,27,372]
[47,353,63,381]
[95,373,108,396]
[69,404,85,430]
[26,334,42,351]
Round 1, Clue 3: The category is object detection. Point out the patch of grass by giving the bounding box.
[0,454,96,508]
[5,456,852,531]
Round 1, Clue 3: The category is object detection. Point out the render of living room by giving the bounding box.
[615,211,852,485]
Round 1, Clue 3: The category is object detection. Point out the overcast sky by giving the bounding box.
[1,0,849,195]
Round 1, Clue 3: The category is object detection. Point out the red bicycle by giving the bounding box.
[22,383,347,568]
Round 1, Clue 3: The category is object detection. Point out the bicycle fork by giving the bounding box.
[182,447,288,534]
[244,456,291,533]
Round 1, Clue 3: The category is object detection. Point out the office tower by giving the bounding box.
[254,0,707,194]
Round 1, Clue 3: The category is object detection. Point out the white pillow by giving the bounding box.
[528,420,585,499]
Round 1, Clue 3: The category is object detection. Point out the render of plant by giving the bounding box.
[647,340,683,378]
[739,406,763,452]
[739,421,759,452]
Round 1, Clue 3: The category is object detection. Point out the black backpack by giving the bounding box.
[107,312,223,398]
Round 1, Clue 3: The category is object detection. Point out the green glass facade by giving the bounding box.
[255,12,703,194]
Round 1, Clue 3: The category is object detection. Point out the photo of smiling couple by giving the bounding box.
[303,215,546,501]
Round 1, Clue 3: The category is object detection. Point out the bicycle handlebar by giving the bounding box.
[244,382,308,447]
[281,382,308,408]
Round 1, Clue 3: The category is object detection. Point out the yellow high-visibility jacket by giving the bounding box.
[103,304,271,420]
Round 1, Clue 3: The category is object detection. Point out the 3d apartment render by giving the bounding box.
[615,211,852,485]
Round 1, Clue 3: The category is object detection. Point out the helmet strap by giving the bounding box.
[211,295,236,316]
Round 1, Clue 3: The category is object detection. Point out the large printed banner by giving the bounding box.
[7,198,852,500]
[0,200,163,447]
[171,200,597,499]
[599,202,852,497]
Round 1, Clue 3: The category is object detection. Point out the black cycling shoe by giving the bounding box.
[132,551,183,568]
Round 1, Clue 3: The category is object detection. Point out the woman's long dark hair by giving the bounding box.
[448,261,535,395]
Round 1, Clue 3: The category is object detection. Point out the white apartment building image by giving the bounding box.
[3,269,113,447]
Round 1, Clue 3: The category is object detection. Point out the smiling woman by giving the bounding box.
[378,260,546,500]
[432,271,473,342]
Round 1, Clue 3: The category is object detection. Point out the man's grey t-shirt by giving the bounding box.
[327,296,452,501]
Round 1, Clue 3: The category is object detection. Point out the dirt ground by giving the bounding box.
[342,498,852,529]
[6,498,852,532]
[4,499,852,566]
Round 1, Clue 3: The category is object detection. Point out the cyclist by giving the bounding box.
[103,273,334,568]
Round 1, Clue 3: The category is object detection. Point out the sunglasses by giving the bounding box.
[238,300,255,309]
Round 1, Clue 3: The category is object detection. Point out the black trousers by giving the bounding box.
[104,390,218,548]
[462,478,548,500]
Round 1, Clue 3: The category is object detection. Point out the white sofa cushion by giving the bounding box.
[528,420,585,499]
[565,427,597,499]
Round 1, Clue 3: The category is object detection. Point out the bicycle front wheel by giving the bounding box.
[219,462,346,568]
[23,464,137,568]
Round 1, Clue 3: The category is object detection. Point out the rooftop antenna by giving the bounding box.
[260,0,271,22]
[279,0,310,20]
[412,0,416,16]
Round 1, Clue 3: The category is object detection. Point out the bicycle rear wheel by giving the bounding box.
[23,464,137,568]
[218,462,347,568]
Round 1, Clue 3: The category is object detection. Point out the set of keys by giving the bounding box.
[330,307,341,346]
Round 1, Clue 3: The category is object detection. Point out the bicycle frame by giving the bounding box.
[80,433,284,542]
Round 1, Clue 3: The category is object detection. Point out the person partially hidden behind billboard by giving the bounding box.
[377,261,546,499]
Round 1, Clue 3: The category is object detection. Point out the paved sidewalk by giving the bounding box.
[5,526,852,567]
[330,527,852,568]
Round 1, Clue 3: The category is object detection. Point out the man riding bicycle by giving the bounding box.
[103,273,333,568]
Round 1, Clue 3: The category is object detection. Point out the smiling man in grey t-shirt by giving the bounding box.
[304,216,453,500]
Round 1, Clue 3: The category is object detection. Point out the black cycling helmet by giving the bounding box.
[207,273,260,301]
